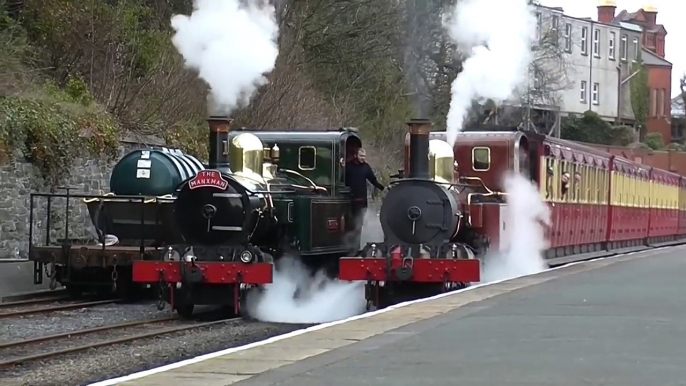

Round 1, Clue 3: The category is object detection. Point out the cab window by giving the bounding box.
[472,147,491,171]
[298,146,316,170]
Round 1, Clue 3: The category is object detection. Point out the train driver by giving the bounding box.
[345,148,385,232]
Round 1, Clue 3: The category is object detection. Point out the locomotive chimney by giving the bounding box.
[406,118,432,179]
[207,116,232,171]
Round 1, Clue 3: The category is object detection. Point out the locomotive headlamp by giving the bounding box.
[240,250,253,263]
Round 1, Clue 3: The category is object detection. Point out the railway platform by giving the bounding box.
[0,260,55,298]
[92,245,686,386]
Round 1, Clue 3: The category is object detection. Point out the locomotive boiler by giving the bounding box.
[339,119,488,309]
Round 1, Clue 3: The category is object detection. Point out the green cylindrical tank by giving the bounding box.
[109,148,205,196]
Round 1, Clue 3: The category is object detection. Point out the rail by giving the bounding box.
[0,316,241,368]
[0,299,122,319]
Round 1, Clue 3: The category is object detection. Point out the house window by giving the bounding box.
[535,13,542,42]
[650,89,657,116]
[593,29,600,57]
[564,23,572,52]
[580,81,587,103]
[632,37,639,61]
[592,83,599,105]
[658,89,665,116]
[647,34,655,48]
[609,32,615,60]
[581,27,588,55]
[552,15,559,45]
[620,35,627,60]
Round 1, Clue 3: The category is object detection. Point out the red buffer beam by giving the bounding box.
[132,261,273,284]
[339,257,481,283]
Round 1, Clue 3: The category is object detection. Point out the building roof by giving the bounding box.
[641,48,672,67]
[619,22,642,32]
[613,9,668,35]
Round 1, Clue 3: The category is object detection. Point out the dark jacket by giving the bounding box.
[345,161,384,202]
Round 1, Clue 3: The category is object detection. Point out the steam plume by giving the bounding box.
[170,0,280,113]
[443,0,537,145]
[245,257,366,323]
[245,204,383,323]
[482,172,551,282]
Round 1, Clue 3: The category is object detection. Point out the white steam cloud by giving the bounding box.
[245,257,366,323]
[482,172,551,282]
[443,0,537,145]
[170,0,280,113]
[245,205,383,323]
[359,204,383,248]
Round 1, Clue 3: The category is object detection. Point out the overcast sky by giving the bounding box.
[539,0,684,97]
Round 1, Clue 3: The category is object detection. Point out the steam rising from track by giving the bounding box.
[443,0,536,145]
[482,172,551,282]
[170,0,279,113]
[245,257,366,323]
[245,205,381,323]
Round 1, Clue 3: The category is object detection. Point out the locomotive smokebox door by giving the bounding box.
[380,180,460,246]
[175,171,252,245]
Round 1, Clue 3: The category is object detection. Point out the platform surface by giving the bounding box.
[0,260,54,297]
[101,245,686,386]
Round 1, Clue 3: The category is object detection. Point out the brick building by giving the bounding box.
[597,1,673,142]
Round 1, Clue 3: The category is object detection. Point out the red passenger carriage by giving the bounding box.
[648,168,680,242]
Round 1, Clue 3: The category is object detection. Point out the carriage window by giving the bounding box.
[298,146,316,170]
[544,158,554,200]
[472,147,491,171]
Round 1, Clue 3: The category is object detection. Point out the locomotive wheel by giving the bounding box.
[176,303,194,318]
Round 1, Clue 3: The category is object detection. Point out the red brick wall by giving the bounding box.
[645,65,672,142]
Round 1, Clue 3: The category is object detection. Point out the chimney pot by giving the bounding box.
[207,116,233,171]
[597,0,616,23]
[406,118,433,179]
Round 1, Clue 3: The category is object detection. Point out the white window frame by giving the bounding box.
[564,23,572,52]
[632,37,639,61]
[552,15,559,46]
[535,13,542,42]
[580,81,587,103]
[592,82,599,105]
[658,89,665,116]
[581,27,588,55]
[609,32,615,60]
[593,29,600,57]
[621,35,628,60]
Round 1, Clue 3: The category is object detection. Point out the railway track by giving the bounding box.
[0,295,71,309]
[0,315,241,368]
[0,289,69,305]
[0,299,122,319]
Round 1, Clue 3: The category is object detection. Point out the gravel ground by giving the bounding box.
[0,316,313,386]
[0,301,168,343]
